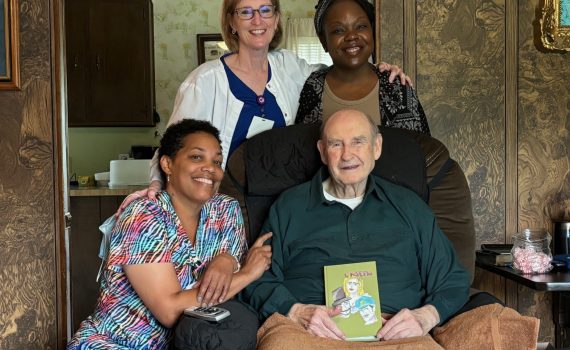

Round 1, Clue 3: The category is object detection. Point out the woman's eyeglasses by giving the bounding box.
[234,5,276,20]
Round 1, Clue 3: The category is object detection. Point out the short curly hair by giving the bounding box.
[158,119,221,183]
[220,0,283,53]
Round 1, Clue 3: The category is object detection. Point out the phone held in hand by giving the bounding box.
[183,306,231,323]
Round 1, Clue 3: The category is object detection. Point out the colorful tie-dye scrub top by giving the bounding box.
[67,191,248,349]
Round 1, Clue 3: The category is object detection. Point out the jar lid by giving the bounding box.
[513,228,551,243]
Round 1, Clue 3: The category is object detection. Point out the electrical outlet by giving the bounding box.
[118,153,129,160]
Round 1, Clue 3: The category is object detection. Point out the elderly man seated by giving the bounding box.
[242,109,539,349]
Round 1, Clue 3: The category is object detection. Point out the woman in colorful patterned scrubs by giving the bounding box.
[67,119,272,349]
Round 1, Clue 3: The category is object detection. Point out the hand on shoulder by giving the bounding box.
[115,180,162,218]
[378,62,414,87]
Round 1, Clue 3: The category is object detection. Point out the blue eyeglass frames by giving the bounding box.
[234,5,276,20]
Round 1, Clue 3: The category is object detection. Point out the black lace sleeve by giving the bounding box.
[295,69,329,124]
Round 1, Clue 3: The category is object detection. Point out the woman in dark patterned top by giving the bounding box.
[295,0,430,135]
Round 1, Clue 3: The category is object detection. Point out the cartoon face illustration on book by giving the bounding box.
[332,276,378,323]
[354,295,378,325]
[345,277,363,304]
[324,261,381,341]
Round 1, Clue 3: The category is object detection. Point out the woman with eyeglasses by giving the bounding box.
[123,0,412,204]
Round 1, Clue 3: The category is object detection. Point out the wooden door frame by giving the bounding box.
[375,0,381,63]
[51,0,70,347]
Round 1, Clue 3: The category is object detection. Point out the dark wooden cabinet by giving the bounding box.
[66,0,155,126]
[69,195,125,331]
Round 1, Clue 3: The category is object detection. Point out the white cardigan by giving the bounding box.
[150,49,321,182]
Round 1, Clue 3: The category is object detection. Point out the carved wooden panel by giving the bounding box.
[515,0,570,343]
[379,1,403,67]
[415,0,507,248]
[379,0,568,343]
[517,285,555,344]
[473,267,506,302]
[518,0,570,232]
[0,0,58,348]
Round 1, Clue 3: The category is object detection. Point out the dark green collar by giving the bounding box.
[307,167,386,210]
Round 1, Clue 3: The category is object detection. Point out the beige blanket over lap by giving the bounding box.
[257,304,539,350]
[433,303,540,350]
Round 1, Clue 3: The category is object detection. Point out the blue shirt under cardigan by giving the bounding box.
[242,168,469,324]
[222,55,285,157]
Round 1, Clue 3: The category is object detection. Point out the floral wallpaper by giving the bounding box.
[153,0,316,134]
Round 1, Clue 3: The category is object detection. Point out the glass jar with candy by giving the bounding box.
[511,228,552,274]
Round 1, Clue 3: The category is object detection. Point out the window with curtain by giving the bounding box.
[283,18,332,66]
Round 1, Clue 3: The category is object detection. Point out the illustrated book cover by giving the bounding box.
[324,261,381,341]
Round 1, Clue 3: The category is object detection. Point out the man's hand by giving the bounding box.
[197,253,236,306]
[377,305,439,340]
[378,62,414,87]
[288,303,345,340]
[115,180,162,218]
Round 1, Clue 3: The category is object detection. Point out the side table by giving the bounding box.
[476,254,570,348]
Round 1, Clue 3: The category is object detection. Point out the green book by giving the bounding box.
[324,261,381,341]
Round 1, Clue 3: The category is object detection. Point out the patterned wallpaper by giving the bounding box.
[416,0,506,245]
[153,0,316,134]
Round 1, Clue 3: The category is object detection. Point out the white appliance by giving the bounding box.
[109,159,151,188]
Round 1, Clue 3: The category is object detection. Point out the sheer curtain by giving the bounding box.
[283,18,332,66]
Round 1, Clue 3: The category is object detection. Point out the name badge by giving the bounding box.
[246,116,274,139]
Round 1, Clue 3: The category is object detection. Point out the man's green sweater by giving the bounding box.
[242,168,469,324]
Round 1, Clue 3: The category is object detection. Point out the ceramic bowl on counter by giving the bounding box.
[94,171,110,187]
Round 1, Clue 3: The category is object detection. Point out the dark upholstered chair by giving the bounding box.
[219,123,476,283]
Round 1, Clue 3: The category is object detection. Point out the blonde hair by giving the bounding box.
[220,0,283,52]
[343,276,365,296]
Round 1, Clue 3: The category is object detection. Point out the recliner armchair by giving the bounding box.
[217,123,545,349]
[220,123,476,282]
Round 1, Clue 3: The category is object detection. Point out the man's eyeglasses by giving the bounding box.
[234,5,276,20]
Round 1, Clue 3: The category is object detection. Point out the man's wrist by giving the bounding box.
[415,304,440,334]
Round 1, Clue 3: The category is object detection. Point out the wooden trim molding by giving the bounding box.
[402,0,417,82]
[375,0,381,62]
[51,0,69,346]
[505,0,518,241]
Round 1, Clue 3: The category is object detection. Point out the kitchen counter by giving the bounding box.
[69,185,147,197]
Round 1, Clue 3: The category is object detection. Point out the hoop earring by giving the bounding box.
[231,28,237,35]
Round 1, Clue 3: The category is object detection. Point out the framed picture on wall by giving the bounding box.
[197,34,228,65]
[0,0,20,90]
[540,0,570,51]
